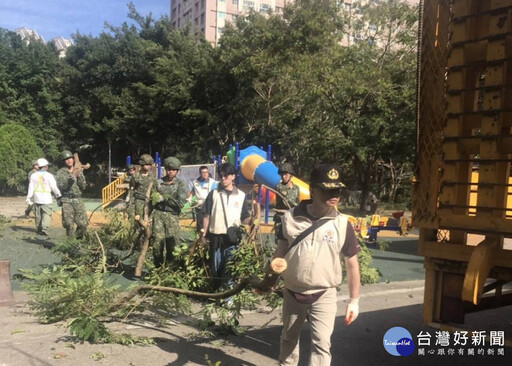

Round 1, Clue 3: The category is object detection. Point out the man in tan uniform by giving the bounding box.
[259,163,361,366]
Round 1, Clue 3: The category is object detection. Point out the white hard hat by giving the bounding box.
[37,158,49,167]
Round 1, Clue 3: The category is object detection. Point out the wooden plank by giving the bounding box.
[441,273,465,323]
[452,0,473,18]
[457,135,512,154]
[421,240,512,267]
[439,210,512,234]
[462,237,499,304]
[423,259,437,323]
[422,241,474,261]
[491,0,512,11]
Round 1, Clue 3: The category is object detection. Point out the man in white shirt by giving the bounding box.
[201,163,250,289]
[188,165,217,233]
[26,158,62,236]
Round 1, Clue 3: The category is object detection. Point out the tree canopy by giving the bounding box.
[0,0,418,202]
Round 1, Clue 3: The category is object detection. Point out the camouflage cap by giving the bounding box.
[60,150,73,161]
[310,164,345,189]
[138,154,154,165]
[163,156,181,170]
[278,162,294,175]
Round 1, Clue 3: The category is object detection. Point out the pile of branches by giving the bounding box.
[20,210,279,343]
[20,204,381,344]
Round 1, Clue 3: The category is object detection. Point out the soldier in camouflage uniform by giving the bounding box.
[123,164,136,209]
[55,150,88,239]
[150,156,187,267]
[128,154,157,218]
[274,163,300,243]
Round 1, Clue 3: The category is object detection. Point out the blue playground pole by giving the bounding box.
[155,152,161,179]
[126,156,131,166]
[265,144,272,224]
[235,142,240,170]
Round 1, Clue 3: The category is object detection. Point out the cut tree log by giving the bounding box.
[134,181,153,277]
[72,153,91,178]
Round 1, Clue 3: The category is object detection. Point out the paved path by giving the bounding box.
[1,281,511,366]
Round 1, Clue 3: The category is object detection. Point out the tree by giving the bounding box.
[208,0,345,173]
[209,0,417,201]
[0,29,64,159]
[0,123,42,193]
[288,0,418,208]
[59,7,214,166]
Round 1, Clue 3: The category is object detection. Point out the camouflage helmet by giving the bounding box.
[163,156,181,170]
[138,154,154,165]
[127,164,135,170]
[60,150,73,161]
[278,162,294,175]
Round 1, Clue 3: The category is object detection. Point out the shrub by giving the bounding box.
[0,123,42,193]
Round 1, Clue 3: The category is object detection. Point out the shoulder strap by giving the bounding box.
[285,217,331,254]
[219,190,229,228]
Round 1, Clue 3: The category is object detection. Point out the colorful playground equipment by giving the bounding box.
[223,144,310,224]
[101,145,410,241]
[235,145,310,202]
[355,213,409,243]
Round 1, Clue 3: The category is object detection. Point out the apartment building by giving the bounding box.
[14,27,46,44]
[50,37,74,58]
[170,0,290,46]
[170,0,419,46]
[340,0,419,46]
[14,27,73,57]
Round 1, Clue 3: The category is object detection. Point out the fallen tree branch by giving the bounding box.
[94,232,107,273]
[109,276,262,313]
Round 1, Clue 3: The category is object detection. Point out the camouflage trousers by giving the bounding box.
[133,198,146,219]
[273,213,284,246]
[61,198,88,238]
[150,210,180,267]
[34,204,52,232]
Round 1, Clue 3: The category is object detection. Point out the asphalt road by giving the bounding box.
[0,196,511,365]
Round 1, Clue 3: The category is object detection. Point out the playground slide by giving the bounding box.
[235,145,357,226]
[237,146,310,201]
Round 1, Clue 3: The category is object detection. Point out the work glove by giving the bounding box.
[26,199,33,206]
[125,195,130,203]
[56,197,63,207]
[345,297,359,325]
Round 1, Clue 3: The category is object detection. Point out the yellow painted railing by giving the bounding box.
[101,173,127,209]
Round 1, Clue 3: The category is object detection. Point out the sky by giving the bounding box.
[0,0,170,42]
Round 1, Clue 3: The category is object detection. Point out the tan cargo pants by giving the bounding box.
[280,287,338,366]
